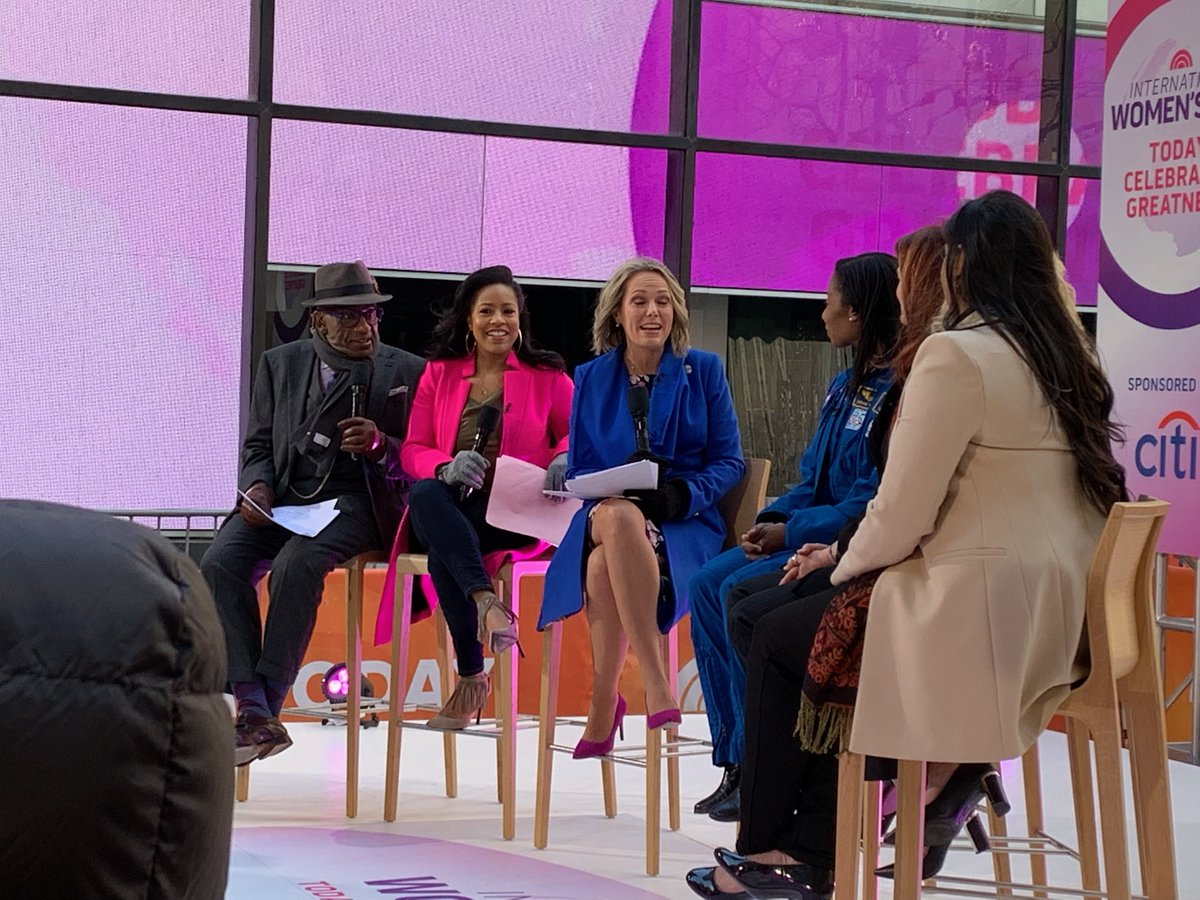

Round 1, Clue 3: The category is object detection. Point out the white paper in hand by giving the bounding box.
[485,455,582,546]
[237,490,341,537]
[550,459,659,500]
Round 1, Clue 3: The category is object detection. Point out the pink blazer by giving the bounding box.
[373,352,574,645]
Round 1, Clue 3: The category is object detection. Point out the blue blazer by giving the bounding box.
[758,367,894,547]
[540,347,746,632]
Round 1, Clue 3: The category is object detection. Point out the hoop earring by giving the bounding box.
[465,332,477,354]
[513,329,523,353]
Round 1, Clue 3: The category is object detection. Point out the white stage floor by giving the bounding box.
[229,718,1200,899]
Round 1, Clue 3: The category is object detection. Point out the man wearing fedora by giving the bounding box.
[202,260,425,765]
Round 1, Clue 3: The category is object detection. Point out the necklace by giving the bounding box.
[471,367,504,400]
[624,352,658,379]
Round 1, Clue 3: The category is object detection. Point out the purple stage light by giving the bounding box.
[321,664,351,702]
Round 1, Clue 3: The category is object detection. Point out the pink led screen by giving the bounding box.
[270,123,667,281]
[274,0,673,134]
[1073,33,1105,166]
[698,4,1104,166]
[673,5,1103,302]
[269,122,487,275]
[688,153,1099,304]
[1065,179,1100,306]
[0,0,249,98]
[0,97,246,509]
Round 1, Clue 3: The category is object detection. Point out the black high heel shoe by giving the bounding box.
[712,847,833,900]
[876,763,1007,880]
[876,811,991,879]
[685,866,749,899]
[881,764,1009,846]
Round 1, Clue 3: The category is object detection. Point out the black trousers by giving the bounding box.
[736,581,842,868]
[202,491,381,686]
[726,567,835,666]
[405,479,530,677]
[734,571,894,871]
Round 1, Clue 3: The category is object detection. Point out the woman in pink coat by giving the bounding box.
[375,266,573,729]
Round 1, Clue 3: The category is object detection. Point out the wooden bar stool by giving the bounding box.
[833,499,1175,900]
[533,618,697,875]
[532,458,772,875]
[235,550,388,818]
[382,553,541,840]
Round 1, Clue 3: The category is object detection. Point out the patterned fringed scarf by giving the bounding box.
[795,571,881,754]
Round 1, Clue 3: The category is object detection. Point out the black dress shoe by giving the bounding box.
[686,866,749,898]
[712,847,833,900]
[695,764,741,814]
[708,786,740,822]
[235,711,293,766]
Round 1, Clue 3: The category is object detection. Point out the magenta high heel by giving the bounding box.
[647,707,682,730]
[572,695,627,759]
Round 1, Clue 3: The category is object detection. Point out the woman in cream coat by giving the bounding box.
[693,192,1126,900]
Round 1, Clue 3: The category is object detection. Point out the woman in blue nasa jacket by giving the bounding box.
[540,258,745,758]
[689,252,901,820]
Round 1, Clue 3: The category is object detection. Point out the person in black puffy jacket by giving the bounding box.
[0,500,233,899]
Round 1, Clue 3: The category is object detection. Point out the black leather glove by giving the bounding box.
[623,479,691,524]
[625,450,673,490]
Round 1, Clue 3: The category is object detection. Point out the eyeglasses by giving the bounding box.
[321,306,383,326]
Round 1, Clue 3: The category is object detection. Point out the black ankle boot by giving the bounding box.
[695,764,740,815]
[708,786,740,822]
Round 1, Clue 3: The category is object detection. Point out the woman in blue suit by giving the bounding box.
[540,258,745,758]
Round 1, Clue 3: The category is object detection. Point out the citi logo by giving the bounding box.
[1135,411,1199,479]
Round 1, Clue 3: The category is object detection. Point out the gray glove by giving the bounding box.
[543,453,569,495]
[438,450,488,489]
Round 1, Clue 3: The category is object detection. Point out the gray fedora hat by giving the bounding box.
[302,260,393,307]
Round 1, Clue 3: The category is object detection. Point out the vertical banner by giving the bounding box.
[1097,0,1200,554]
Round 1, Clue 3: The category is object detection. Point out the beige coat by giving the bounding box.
[831,322,1104,763]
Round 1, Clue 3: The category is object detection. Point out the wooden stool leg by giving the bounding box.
[495,644,516,839]
[235,765,250,802]
[894,760,927,900]
[533,623,562,849]
[646,720,663,876]
[665,630,681,832]
[601,759,618,817]
[834,751,865,900]
[494,578,518,842]
[435,608,458,798]
[1021,743,1049,898]
[383,573,413,822]
[1121,685,1179,900]
[862,778,882,900]
[1091,717,1133,900]
[345,560,363,819]
[1066,718,1103,899]
[987,804,1013,896]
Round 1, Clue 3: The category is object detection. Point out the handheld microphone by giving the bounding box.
[461,401,503,502]
[628,384,651,456]
[349,361,371,459]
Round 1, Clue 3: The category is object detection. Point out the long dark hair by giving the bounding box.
[833,252,902,393]
[427,265,565,370]
[943,190,1126,514]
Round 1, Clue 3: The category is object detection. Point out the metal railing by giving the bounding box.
[102,509,228,557]
[1155,553,1200,765]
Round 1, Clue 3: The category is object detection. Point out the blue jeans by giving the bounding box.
[406,479,529,677]
[688,546,791,766]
